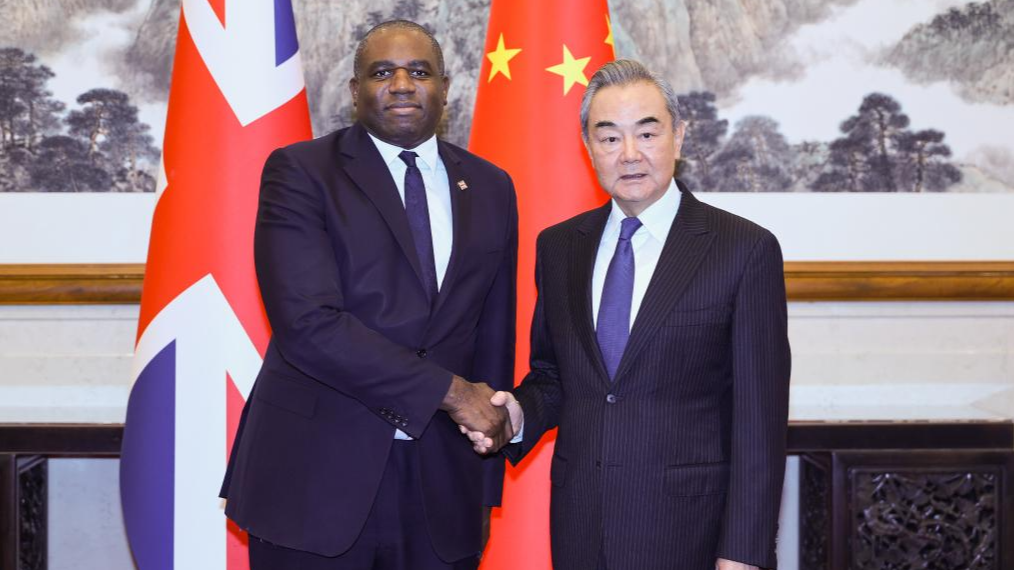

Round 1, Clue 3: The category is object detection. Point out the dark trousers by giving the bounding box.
[249,441,479,570]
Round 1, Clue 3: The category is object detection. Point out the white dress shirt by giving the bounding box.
[367,133,453,290]
[367,133,453,440]
[592,179,682,331]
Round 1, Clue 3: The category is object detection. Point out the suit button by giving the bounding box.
[605,394,617,404]
[417,349,428,358]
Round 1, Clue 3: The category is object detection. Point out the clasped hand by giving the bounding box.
[441,376,515,452]
[458,390,523,454]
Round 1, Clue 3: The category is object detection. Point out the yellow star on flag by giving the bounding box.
[545,44,591,95]
[605,15,614,46]
[487,33,522,82]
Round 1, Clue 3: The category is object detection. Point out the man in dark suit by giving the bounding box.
[468,59,791,570]
[221,20,517,570]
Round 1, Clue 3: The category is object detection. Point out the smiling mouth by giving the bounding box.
[619,173,647,181]
[386,103,421,112]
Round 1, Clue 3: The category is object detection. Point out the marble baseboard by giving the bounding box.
[0,301,1011,423]
[790,383,1013,421]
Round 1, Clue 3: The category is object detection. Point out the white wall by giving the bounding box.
[2,193,1012,263]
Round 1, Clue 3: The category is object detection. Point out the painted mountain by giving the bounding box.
[1,0,1010,192]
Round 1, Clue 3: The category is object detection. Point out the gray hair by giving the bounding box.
[353,20,445,78]
[579,59,680,141]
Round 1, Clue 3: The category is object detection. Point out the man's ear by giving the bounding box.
[442,75,451,106]
[349,77,359,107]
[673,119,687,159]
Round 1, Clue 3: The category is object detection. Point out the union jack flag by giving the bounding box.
[120,1,311,568]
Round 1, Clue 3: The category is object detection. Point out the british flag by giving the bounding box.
[120,1,311,568]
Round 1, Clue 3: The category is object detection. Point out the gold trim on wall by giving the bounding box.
[784,262,1013,301]
[0,264,144,304]
[0,262,1011,304]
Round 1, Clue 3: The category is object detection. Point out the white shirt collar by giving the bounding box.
[367,132,440,172]
[606,178,682,242]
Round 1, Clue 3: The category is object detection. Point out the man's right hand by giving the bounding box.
[461,391,523,454]
[440,375,512,450]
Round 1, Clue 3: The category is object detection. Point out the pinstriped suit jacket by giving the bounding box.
[510,181,791,570]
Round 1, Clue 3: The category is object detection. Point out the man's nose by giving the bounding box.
[389,69,416,93]
[620,136,640,163]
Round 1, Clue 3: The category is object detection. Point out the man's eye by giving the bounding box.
[372,70,392,78]
[410,70,430,77]
[601,136,619,144]
[640,132,656,139]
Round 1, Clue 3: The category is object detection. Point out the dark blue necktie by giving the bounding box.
[398,151,438,302]
[597,216,642,380]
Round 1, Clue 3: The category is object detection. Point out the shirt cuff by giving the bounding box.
[509,424,524,444]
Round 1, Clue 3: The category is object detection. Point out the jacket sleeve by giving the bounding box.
[715,230,791,569]
[507,233,563,465]
[254,147,452,439]
[471,173,518,506]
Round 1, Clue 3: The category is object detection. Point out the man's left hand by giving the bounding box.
[716,559,759,570]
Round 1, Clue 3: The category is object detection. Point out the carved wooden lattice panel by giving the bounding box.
[18,457,46,570]
[851,469,997,570]
[801,457,830,570]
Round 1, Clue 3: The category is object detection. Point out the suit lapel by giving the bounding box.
[430,141,471,318]
[568,203,612,386]
[613,183,714,384]
[338,123,429,294]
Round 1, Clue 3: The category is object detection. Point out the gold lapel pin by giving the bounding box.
[457,180,468,191]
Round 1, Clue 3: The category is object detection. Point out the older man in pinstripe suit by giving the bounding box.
[467,59,791,570]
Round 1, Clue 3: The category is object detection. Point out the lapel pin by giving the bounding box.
[457,180,468,191]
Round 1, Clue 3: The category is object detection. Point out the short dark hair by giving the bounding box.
[353,20,445,78]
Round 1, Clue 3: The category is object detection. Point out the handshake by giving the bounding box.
[440,375,524,454]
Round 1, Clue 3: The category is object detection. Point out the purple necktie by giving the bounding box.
[597,216,642,380]
[398,151,438,302]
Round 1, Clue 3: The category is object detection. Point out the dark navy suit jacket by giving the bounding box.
[510,183,790,570]
[221,123,517,560]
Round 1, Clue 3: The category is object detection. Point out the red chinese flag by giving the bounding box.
[469,2,614,568]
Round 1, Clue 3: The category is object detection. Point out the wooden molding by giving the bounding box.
[784,261,1013,301]
[0,261,1011,304]
[0,264,144,304]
